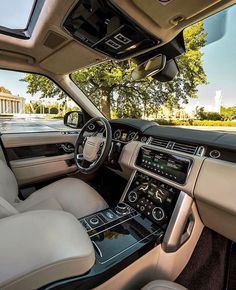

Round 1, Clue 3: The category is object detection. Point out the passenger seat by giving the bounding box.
[141,280,187,290]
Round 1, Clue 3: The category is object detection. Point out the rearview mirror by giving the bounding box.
[64,111,84,129]
[152,59,179,82]
[132,54,166,80]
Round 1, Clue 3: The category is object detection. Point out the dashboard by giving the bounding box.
[103,118,236,243]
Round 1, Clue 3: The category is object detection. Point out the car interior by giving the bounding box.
[0,0,236,290]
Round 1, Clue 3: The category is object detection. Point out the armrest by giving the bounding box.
[0,210,95,290]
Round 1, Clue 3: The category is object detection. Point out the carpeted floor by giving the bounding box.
[227,243,236,290]
[176,227,229,290]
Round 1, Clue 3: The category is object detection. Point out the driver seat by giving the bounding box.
[0,160,108,219]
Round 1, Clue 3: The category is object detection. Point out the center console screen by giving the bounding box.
[136,147,192,184]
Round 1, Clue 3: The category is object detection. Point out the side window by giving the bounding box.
[0,70,81,133]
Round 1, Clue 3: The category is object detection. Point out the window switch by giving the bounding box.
[114,33,131,44]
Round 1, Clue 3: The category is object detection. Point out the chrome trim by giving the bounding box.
[196,145,206,157]
[92,241,103,258]
[148,136,206,157]
[162,191,193,252]
[120,170,137,202]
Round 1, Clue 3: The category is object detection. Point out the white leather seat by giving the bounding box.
[141,280,188,290]
[0,160,108,219]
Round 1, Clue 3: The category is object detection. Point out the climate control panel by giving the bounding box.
[124,172,179,225]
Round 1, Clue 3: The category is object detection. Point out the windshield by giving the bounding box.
[71,5,236,133]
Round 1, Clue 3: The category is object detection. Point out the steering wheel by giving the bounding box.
[74,117,112,174]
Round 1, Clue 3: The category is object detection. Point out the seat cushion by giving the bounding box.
[141,280,188,290]
[15,178,108,218]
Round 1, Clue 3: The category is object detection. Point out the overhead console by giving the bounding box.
[63,0,161,59]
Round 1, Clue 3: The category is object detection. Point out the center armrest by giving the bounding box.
[0,210,95,290]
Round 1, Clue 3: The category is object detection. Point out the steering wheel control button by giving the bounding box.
[152,207,165,221]
[85,215,104,228]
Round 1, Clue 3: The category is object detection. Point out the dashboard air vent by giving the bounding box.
[150,137,169,148]
[172,142,198,155]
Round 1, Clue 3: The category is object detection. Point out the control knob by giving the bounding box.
[128,191,138,203]
[116,203,129,215]
[152,207,165,221]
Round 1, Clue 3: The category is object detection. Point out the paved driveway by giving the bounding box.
[0,117,74,133]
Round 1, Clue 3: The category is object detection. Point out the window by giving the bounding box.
[0,70,80,134]
[0,0,44,39]
[71,5,236,132]
[0,0,35,30]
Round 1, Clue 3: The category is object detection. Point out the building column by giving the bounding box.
[3,100,5,113]
[0,99,2,114]
[6,101,11,114]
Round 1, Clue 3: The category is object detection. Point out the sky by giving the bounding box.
[0,2,236,108]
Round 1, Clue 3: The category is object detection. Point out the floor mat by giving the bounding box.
[226,243,236,290]
[176,227,229,290]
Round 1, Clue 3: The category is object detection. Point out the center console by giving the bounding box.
[42,148,189,289]
[47,170,180,290]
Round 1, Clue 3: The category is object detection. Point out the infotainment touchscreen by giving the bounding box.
[136,147,192,184]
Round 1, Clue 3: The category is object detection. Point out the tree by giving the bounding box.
[221,106,236,120]
[0,86,11,94]
[22,22,207,118]
[195,106,222,120]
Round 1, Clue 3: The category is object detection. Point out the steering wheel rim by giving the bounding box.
[74,117,112,174]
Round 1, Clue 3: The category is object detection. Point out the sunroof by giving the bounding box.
[0,0,36,30]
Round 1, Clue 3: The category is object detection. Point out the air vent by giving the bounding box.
[172,142,198,155]
[43,31,67,49]
[149,137,169,148]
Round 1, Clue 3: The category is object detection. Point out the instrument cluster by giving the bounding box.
[113,129,139,143]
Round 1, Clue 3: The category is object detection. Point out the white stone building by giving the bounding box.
[0,92,25,114]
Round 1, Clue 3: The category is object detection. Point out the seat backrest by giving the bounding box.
[0,160,19,218]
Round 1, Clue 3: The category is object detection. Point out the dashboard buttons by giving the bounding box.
[140,205,145,212]
[90,217,100,225]
[152,207,165,221]
[85,215,104,228]
[128,191,138,203]
[209,150,221,159]
[102,209,117,221]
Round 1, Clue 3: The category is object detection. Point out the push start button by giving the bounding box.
[90,217,99,225]
[85,215,104,228]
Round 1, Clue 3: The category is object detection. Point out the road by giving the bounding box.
[0,117,73,133]
[1,117,236,134]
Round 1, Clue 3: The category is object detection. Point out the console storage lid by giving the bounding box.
[0,210,95,290]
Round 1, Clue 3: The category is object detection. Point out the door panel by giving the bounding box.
[2,132,79,148]
[1,132,79,185]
